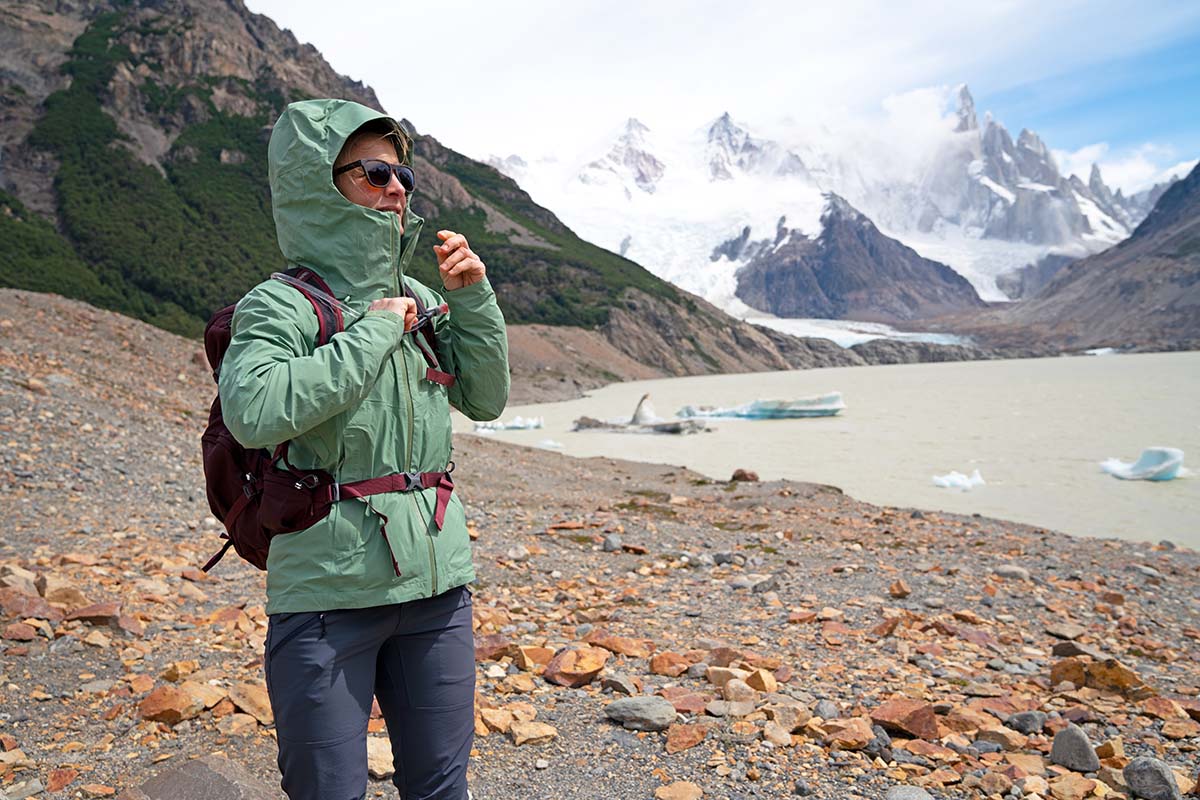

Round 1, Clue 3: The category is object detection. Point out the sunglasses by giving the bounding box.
[333,159,416,193]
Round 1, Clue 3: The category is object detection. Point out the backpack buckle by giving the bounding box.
[401,471,421,491]
[294,473,321,491]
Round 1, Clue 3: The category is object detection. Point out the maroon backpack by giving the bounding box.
[200,268,457,572]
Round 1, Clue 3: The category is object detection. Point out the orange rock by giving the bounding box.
[975,726,1029,750]
[542,646,609,688]
[1161,718,1200,739]
[1048,772,1095,800]
[585,630,653,658]
[1140,696,1187,719]
[228,682,273,725]
[138,685,204,725]
[665,722,709,754]
[655,781,704,800]
[1050,658,1087,687]
[745,668,777,694]
[509,720,557,746]
[650,652,691,677]
[47,768,79,792]
[822,717,875,750]
[81,785,116,798]
[1,622,36,641]
[515,645,554,671]
[871,698,940,740]
[1085,658,1145,694]
[889,580,912,598]
[480,708,514,733]
[474,633,515,662]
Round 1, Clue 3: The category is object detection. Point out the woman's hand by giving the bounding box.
[368,296,418,331]
[434,230,485,291]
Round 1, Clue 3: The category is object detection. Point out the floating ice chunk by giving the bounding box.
[1084,347,1116,356]
[537,439,565,450]
[932,469,986,490]
[474,415,544,432]
[1100,447,1186,481]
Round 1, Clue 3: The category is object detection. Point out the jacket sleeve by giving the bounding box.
[435,277,510,421]
[218,282,407,449]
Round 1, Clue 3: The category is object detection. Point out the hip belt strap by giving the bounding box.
[333,470,455,530]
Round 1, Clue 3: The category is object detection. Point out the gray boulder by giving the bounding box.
[603,696,676,732]
[1049,724,1100,772]
[116,756,279,799]
[1124,757,1183,800]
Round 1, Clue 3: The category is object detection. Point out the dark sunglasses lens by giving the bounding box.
[363,161,415,192]
[397,165,415,193]
[364,161,393,187]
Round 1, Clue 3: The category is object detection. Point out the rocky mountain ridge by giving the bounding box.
[488,86,1187,317]
[0,0,1000,398]
[937,162,1200,351]
[733,195,986,323]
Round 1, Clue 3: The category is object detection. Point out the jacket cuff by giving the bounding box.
[443,277,495,315]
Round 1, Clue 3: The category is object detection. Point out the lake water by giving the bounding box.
[455,352,1200,549]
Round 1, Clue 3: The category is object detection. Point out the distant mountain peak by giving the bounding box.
[954,84,978,133]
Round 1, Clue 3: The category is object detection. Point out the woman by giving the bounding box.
[219,98,508,800]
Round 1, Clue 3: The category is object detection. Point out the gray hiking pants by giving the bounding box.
[264,585,475,800]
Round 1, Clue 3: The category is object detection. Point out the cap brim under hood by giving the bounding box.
[268,98,423,301]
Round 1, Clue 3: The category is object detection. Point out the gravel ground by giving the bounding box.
[1,290,1198,800]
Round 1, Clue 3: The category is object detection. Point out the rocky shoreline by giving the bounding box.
[1,290,1198,800]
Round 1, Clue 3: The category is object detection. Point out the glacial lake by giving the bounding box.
[455,351,1200,549]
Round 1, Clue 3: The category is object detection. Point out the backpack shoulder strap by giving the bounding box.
[283,266,344,347]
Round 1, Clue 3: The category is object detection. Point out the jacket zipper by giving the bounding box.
[394,215,437,597]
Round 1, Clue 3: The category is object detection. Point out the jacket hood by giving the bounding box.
[268,99,422,300]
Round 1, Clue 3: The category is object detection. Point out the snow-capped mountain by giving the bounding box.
[488,87,1185,318]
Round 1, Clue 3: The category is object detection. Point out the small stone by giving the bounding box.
[35,573,90,609]
[543,646,609,688]
[1127,759,1185,800]
[1050,724,1101,773]
[730,469,759,482]
[227,682,273,725]
[1048,773,1096,800]
[1087,658,1145,694]
[665,723,709,754]
[1046,622,1088,640]
[975,726,1028,750]
[745,668,777,694]
[604,696,676,732]
[823,717,875,750]
[81,785,116,798]
[480,708,514,734]
[534,758,549,770]
[366,736,394,779]
[722,678,757,703]
[474,633,516,662]
[505,545,530,562]
[655,781,704,800]
[889,579,912,598]
[1008,710,1048,734]
[160,660,200,682]
[871,698,940,740]
[813,699,840,720]
[47,768,79,793]
[763,720,792,745]
[601,673,641,696]
[602,534,623,552]
[993,564,1031,581]
[510,720,557,746]
[2,622,37,641]
[885,786,934,800]
[139,685,204,725]
[649,651,691,677]
[515,645,554,671]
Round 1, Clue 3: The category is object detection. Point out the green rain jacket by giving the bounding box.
[219,99,509,614]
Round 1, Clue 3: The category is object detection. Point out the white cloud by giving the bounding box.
[1053,142,1197,193]
[243,0,1200,164]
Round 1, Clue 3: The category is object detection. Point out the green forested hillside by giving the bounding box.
[1,7,681,337]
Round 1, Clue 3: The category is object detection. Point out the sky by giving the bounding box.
[243,0,1200,193]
